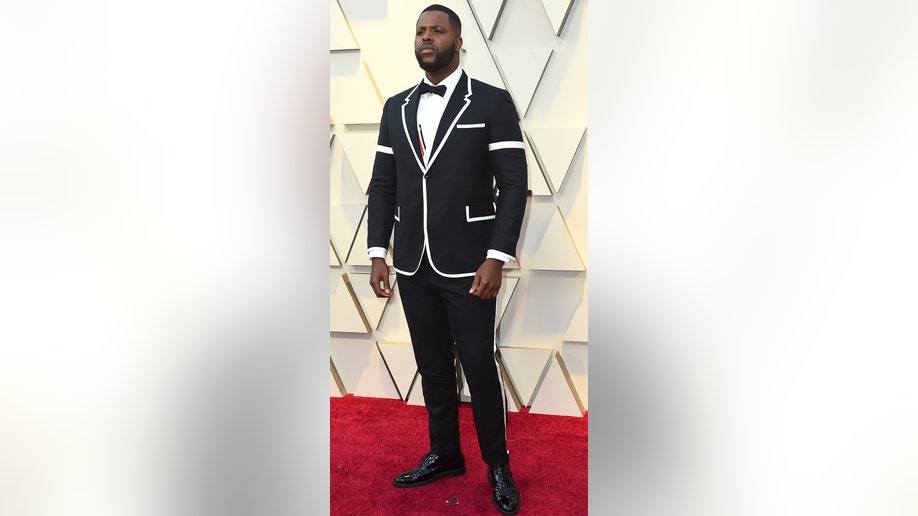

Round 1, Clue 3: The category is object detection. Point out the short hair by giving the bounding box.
[421,4,462,36]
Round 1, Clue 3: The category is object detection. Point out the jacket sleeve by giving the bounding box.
[367,100,398,252]
[487,90,528,258]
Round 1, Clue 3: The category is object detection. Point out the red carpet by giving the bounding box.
[330,395,588,515]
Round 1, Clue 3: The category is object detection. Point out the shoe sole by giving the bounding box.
[391,467,466,488]
[490,498,521,515]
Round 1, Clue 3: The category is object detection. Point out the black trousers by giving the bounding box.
[397,258,509,466]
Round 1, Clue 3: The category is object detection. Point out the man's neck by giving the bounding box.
[425,61,459,85]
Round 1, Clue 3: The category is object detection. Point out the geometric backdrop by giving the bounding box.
[330,0,588,416]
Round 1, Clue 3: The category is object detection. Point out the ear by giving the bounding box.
[455,36,463,51]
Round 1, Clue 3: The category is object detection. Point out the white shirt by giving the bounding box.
[416,66,463,165]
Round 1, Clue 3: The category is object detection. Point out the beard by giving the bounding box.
[415,42,456,73]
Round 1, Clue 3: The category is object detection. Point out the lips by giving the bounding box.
[419,45,436,54]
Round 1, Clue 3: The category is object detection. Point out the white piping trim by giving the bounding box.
[494,311,508,453]
[425,74,473,170]
[422,175,477,278]
[456,123,485,129]
[465,203,497,222]
[401,86,426,174]
[488,141,525,151]
[426,253,477,278]
[377,145,393,154]
[393,206,400,222]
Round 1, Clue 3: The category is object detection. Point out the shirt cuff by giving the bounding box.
[486,249,516,263]
[367,247,388,260]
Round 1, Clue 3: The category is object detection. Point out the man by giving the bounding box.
[366,4,527,514]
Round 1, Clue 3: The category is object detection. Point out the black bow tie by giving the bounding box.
[418,82,447,97]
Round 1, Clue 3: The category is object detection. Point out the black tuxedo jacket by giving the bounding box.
[367,71,528,277]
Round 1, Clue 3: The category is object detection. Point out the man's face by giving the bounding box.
[415,11,461,73]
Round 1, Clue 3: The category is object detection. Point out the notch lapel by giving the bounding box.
[426,72,472,170]
[400,85,425,173]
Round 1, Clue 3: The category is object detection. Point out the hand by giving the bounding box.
[370,258,393,298]
[469,258,504,300]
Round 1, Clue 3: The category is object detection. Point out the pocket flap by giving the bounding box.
[465,202,496,222]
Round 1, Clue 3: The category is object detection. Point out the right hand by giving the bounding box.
[370,257,393,298]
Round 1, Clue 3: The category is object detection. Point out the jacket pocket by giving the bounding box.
[465,202,496,222]
[456,122,486,129]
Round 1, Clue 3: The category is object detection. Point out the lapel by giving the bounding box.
[399,84,425,173]
[399,72,473,174]
[426,72,472,170]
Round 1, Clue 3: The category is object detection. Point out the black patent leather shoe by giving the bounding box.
[392,452,466,488]
[487,464,520,514]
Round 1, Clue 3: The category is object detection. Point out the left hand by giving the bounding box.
[469,258,504,300]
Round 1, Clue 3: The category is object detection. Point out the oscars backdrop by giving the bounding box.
[329,0,588,417]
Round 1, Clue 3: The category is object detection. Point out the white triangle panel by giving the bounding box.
[339,130,379,195]
[330,371,344,397]
[525,137,552,196]
[353,346,401,399]
[498,346,553,406]
[330,239,341,267]
[529,207,585,271]
[530,352,584,416]
[346,210,374,266]
[330,334,376,393]
[330,204,364,264]
[496,276,520,328]
[563,297,587,342]
[526,127,585,194]
[348,272,397,331]
[495,48,552,117]
[467,0,507,40]
[377,341,418,401]
[331,133,367,205]
[561,341,588,410]
[539,0,575,36]
[330,0,359,51]
[330,360,347,397]
[330,274,370,333]
[329,54,382,125]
